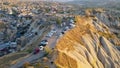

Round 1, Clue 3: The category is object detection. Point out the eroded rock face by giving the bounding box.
[54,16,120,68]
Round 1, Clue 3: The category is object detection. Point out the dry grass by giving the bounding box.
[0,52,28,68]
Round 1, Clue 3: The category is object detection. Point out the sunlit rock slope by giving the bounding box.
[54,16,120,68]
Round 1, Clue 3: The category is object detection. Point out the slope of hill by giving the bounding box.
[53,16,120,68]
[84,8,120,39]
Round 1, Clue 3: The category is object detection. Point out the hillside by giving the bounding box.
[0,0,120,68]
[54,16,120,68]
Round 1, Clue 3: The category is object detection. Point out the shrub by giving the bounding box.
[44,46,52,57]
[118,34,120,38]
[34,63,41,68]
[0,21,6,29]
[56,18,62,25]
[0,14,5,17]
[26,48,33,53]
[44,66,49,68]
[23,62,31,68]
[3,2,10,5]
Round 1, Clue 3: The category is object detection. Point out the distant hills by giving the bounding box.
[73,0,120,2]
[66,0,120,7]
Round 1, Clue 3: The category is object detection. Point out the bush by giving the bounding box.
[44,46,52,57]
[23,62,31,68]
[42,57,48,63]
[56,18,62,25]
[26,48,33,53]
[45,8,50,13]
[0,21,6,29]
[118,34,120,38]
[0,14,5,17]
[3,2,10,5]
[34,63,41,68]
[56,65,61,68]
[44,66,49,68]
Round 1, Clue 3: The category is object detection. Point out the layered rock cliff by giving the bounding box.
[54,16,120,68]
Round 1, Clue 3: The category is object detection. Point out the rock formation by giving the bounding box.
[54,16,120,68]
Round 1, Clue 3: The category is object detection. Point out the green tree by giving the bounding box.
[44,46,52,57]
[56,18,62,25]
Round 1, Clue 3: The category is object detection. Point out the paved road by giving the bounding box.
[10,26,62,68]
[10,51,45,68]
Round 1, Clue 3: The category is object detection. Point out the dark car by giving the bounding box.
[61,31,65,34]
[39,44,46,47]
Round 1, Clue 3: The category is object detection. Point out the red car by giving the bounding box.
[33,48,40,54]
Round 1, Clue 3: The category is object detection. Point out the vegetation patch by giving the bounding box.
[0,52,28,68]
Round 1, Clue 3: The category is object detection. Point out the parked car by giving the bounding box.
[40,40,48,45]
[39,44,46,47]
[70,23,76,28]
[61,31,65,34]
[59,33,63,37]
[39,46,44,50]
[51,29,56,33]
[46,32,53,38]
[33,48,40,54]
[70,19,74,23]
[39,40,48,47]
[64,26,69,31]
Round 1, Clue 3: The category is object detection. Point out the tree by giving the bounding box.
[0,21,6,29]
[44,46,52,57]
[56,18,62,25]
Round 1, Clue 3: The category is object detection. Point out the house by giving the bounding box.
[0,42,17,57]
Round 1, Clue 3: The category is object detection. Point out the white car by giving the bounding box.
[65,26,69,31]
[40,40,48,45]
[39,46,44,50]
[46,32,53,37]
[51,29,56,33]
[70,19,74,23]
[59,33,63,37]
[70,24,76,28]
